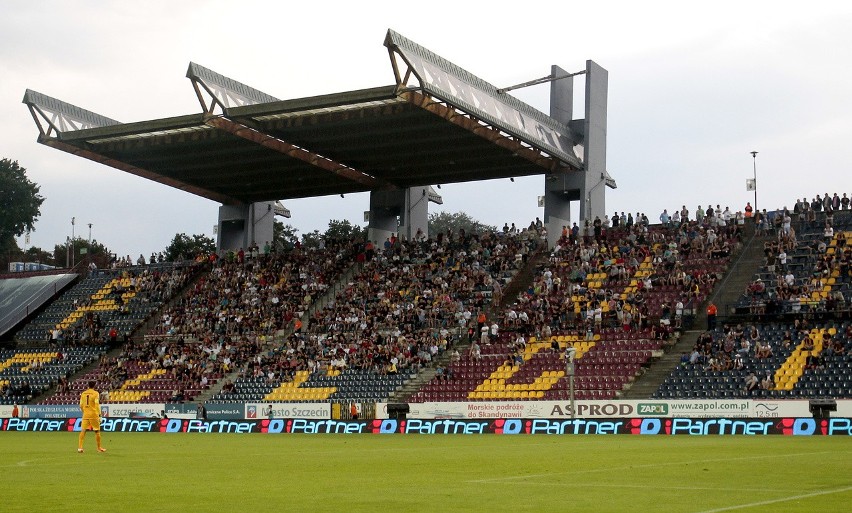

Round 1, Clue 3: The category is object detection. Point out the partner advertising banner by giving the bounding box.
[1,417,851,436]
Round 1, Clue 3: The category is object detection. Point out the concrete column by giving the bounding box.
[545,60,609,248]
[368,187,430,244]
[217,202,274,252]
[402,186,430,242]
[545,66,577,248]
[582,60,608,223]
[368,190,402,245]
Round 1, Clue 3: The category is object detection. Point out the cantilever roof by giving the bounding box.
[25,30,583,206]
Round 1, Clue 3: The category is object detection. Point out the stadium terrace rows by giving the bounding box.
[1,200,851,409]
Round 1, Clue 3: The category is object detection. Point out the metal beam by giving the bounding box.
[187,62,279,114]
[385,29,581,168]
[203,115,394,190]
[496,70,585,95]
[400,90,571,174]
[391,161,546,185]
[231,86,399,118]
[23,89,120,137]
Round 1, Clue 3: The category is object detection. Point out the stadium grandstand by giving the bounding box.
[1,262,200,405]
[4,28,849,420]
[654,204,851,399]
[2,202,849,413]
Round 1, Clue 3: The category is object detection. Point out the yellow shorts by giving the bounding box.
[81,418,101,431]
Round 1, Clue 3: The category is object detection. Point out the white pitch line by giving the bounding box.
[519,482,789,494]
[469,450,841,484]
[692,485,852,513]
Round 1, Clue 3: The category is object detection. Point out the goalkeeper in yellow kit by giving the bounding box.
[78,381,106,453]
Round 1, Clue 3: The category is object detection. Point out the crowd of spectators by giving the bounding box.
[1,381,32,401]
[310,228,535,332]
[500,205,741,343]
[686,324,773,372]
[32,190,851,404]
[220,226,542,391]
[44,264,197,347]
[91,334,261,401]
[740,192,851,318]
[150,241,354,341]
[135,241,358,398]
[652,193,852,400]
[681,319,851,396]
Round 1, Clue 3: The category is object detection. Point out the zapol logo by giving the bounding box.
[637,403,669,416]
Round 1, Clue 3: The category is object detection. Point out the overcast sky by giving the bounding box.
[3,0,851,260]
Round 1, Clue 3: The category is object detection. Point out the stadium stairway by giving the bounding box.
[127,265,210,345]
[194,259,365,403]
[28,265,206,404]
[623,223,768,398]
[389,247,550,403]
[389,353,453,403]
[296,260,364,339]
[497,250,548,309]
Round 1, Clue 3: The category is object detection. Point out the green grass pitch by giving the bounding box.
[1,432,849,512]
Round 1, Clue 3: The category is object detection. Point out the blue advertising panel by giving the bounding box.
[2,418,851,436]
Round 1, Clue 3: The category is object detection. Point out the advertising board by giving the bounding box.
[400,399,839,420]
[2,417,851,436]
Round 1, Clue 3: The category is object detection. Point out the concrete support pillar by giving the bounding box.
[544,176,580,248]
[544,61,608,248]
[545,65,576,248]
[582,60,609,224]
[368,190,401,245]
[368,186,431,244]
[217,202,274,252]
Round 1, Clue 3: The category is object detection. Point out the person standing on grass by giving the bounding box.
[78,381,106,453]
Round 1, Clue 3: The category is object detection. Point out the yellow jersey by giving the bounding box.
[79,388,101,419]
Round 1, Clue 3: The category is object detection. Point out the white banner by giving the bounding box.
[389,399,852,420]
[244,402,330,420]
[103,403,166,418]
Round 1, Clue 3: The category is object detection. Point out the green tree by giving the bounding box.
[428,211,496,236]
[324,219,366,244]
[54,237,114,269]
[0,159,45,261]
[273,220,299,251]
[301,220,366,248]
[0,237,21,270]
[164,233,215,261]
[300,229,323,249]
[25,245,58,266]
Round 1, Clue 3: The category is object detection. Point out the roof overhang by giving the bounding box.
[24,30,584,206]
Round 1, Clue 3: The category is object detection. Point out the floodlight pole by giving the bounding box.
[88,223,93,266]
[750,151,758,214]
[71,217,75,268]
[566,347,576,419]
